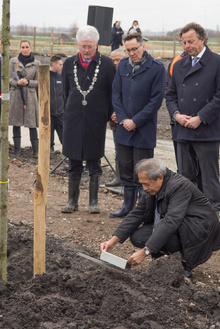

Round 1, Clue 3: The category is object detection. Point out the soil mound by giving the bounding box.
[0,223,219,329]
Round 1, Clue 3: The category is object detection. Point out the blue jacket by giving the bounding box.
[166,46,220,142]
[112,54,166,148]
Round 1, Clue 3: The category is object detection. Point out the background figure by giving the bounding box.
[110,33,166,218]
[106,48,126,187]
[9,39,40,157]
[50,54,64,151]
[61,25,115,214]
[127,20,142,35]
[166,22,220,218]
[111,21,124,51]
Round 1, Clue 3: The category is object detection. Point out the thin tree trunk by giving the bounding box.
[0,0,11,282]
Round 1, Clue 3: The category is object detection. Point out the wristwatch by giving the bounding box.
[144,247,150,255]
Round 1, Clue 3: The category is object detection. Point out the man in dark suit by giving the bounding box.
[110,33,166,218]
[166,22,220,217]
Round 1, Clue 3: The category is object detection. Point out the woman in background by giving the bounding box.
[111,21,124,51]
[9,39,40,157]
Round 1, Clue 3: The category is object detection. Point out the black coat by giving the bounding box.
[50,71,64,116]
[166,46,220,142]
[62,52,115,160]
[114,169,220,269]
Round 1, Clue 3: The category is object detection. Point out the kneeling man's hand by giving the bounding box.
[127,249,148,267]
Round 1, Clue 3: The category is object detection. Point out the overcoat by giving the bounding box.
[112,55,166,149]
[166,46,220,142]
[62,52,115,161]
[114,169,220,270]
[9,56,40,128]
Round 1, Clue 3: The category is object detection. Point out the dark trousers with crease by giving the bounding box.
[177,141,220,210]
[117,143,154,187]
[68,158,102,176]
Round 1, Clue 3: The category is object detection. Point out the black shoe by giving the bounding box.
[181,260,192,279]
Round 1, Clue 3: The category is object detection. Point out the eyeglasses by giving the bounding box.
[79,45,96,50]
[125,44,142,54]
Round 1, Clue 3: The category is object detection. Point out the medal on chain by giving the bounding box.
[73,55,101,106]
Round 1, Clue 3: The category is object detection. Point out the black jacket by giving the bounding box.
[114,169,220,269]
[50,70,64,116]
[62,51,115,161]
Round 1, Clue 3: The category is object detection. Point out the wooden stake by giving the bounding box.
[34,65,50,277]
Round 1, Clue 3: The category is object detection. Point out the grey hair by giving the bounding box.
[135,158,166,181]
[111,48,124,56]
[76,25,99,43]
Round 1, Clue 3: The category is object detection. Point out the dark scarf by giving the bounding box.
[129,50,148,73]
[18,52,35,67]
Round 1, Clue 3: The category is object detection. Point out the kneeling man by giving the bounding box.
[101,158,220,277]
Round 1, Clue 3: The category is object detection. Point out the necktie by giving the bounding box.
[192,57,199,67]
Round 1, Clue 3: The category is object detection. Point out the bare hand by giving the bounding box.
[17,78,28,86]
[127,249,147,267]
[184,116,202,129]
[123,119,136,131]
[111,112,118,123]
[100,236,120,253]
[175,113,192,126]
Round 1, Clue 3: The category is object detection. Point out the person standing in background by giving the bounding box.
[127,20,142,35]
[111,21,124,51]
[50,54,64,151]
[9,39,40,157]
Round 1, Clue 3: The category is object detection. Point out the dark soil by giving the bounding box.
[1,223,220,329]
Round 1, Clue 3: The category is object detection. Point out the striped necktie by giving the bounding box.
[192,57,199,67]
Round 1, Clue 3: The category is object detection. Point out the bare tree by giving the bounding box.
[69,21,78,38]
[0,0,10,281]
[16,24,28,36]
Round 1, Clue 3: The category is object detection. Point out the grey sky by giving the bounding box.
[2,0,220,33]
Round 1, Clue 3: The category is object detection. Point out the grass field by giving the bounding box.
[9,35,220,59]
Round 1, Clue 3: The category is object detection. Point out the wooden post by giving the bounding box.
[33,65,50,277]
[33,27,36,53]
[50,28,54,57]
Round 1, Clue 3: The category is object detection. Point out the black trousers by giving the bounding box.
[68,158,102,176]
[51,114,63,147]
[13,126,37,140]
[177,141,220,210]
[117,143,154,186]
[130,224,182,255]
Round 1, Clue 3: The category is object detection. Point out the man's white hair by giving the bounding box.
[76,25,99,43]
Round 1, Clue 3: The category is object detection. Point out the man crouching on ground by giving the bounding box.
[101,158,220,278]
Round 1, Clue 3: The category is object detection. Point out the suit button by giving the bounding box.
[182,84,185,87]
[195,83,199,86]
[180,98,183,102]
[129,97,131,100]
[193,98,197,101]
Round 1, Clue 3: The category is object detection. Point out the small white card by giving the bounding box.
[100,251,131,270]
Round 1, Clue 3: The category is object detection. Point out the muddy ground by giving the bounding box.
[1,57,220,328]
